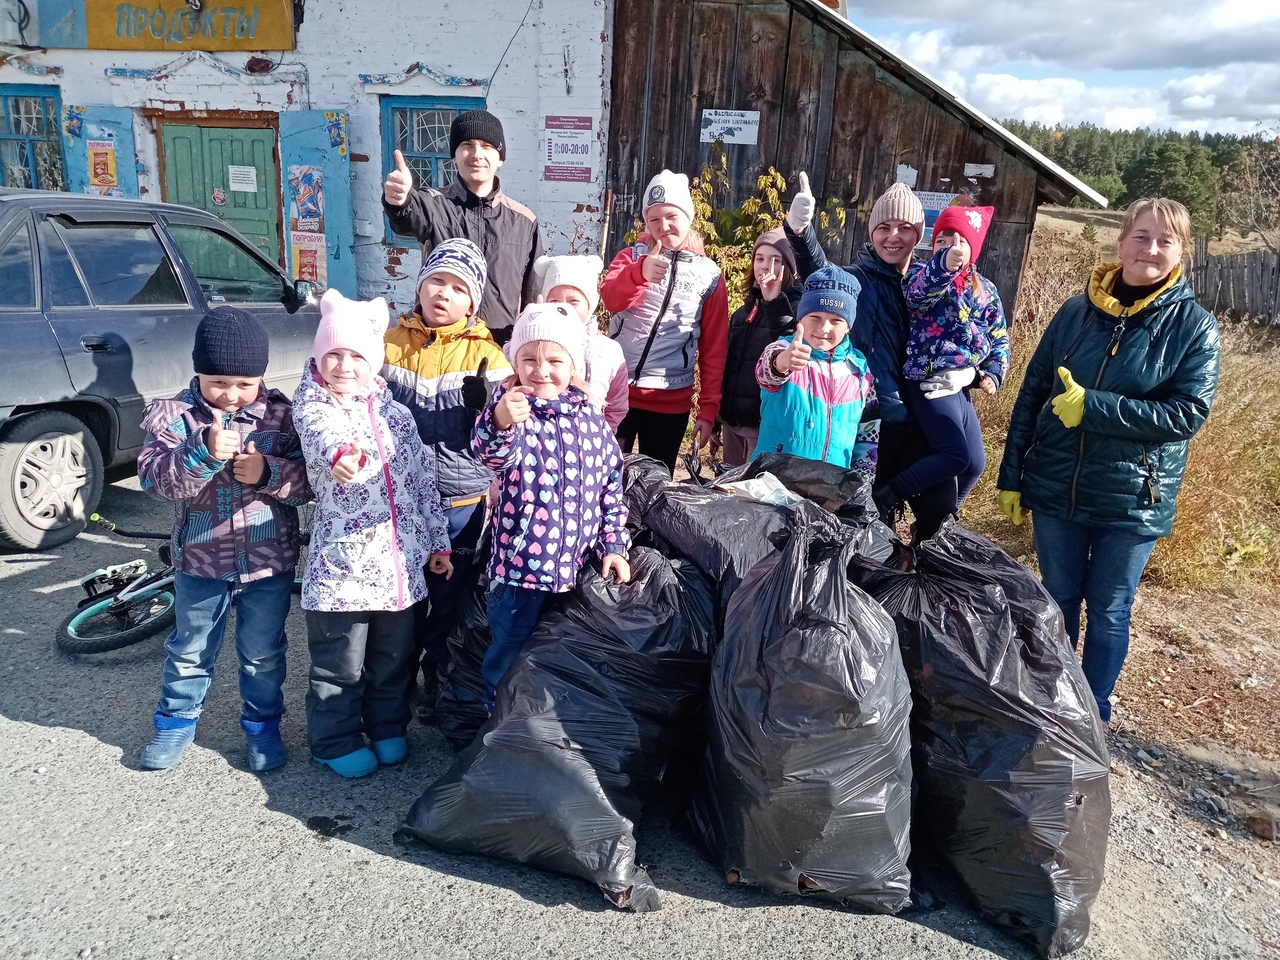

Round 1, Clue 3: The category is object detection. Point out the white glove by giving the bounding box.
[920,367,977,399]
[786,171,815,234]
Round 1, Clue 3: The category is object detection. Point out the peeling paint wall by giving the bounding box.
[0,0,615,312]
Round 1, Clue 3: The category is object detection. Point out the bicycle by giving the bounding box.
[55,514,177,654]
[56,506,314,654]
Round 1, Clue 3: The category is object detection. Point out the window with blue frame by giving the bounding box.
[380,95,485,242]
[0,85,66,191]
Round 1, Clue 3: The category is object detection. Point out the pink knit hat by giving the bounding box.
[312,289,390,366]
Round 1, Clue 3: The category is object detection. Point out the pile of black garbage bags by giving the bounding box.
[399,454,1112,958]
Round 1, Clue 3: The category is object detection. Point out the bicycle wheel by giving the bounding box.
[56,588,177,654]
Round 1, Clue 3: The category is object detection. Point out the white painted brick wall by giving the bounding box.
[0,0,615,312]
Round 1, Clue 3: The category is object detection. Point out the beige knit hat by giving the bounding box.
[869,183,925,235]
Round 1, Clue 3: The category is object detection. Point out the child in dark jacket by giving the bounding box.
[719,227,801,465]
[471,303,631,709]
[884,204,1009,523]
[136,308,311,772]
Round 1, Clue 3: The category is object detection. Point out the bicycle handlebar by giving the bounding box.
[89,513,171,540]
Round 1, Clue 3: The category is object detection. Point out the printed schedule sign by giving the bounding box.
[543,116,593,183]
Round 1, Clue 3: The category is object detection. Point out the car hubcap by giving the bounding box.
[14,432,88,531]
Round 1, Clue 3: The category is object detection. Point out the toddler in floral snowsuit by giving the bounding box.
[293,290,451,778]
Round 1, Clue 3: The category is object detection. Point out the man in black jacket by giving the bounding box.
[785,174,959,536]
[383,109,543,344]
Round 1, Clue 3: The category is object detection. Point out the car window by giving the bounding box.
[166,222,287,304]
[0,222,36,309]
[57,222,187,306]
[38,219,90,307]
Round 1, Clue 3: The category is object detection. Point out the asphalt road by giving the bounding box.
[1,476,1275,960]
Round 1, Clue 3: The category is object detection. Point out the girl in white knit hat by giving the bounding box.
[600,169,729,474]
[533,253,629,431]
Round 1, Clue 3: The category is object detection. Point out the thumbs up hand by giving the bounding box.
[640,249,671,284]
[384,149,414,207]
[206,419,241,461]
[493,384,533,430]
[1052,367,1086,428]
[944,243,969,272]
[331,444,364,484]
[786,171,816,234]
[461,357,493,412]
[776,329,812,374]
[232,440,267,485]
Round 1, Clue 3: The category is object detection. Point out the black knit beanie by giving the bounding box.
[450,109,506,160]
[192,306,270,378]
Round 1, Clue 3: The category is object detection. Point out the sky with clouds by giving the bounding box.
[841,0,1280,135]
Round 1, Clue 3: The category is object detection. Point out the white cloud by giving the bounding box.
[844,1,1280,131]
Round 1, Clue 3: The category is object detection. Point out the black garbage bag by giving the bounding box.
[689,502,914,913]
[719,452,898,562]
[851,520,1110,958]
[401,548,716,912]
[433,564,493,751]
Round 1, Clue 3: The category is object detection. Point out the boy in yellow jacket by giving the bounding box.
[382,238,510,702]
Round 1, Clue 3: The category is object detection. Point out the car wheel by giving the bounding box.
[0,411,104,550]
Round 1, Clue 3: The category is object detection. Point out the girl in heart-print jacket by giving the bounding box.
[471,384,630,592]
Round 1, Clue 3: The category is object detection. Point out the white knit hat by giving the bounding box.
[312,288,390,366]
[504,302,587,378]
[532,254,604,316]
[643,169,695,221]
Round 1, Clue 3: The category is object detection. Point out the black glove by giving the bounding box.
[461,358,492,412]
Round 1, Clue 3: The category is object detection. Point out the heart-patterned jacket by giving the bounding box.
[471,385,629,593]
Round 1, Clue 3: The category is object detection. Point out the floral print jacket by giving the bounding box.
[902,248,1010,385]
[471,385,629,593]
[293,359,450,613]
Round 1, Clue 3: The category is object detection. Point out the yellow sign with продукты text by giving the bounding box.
[87,1,295,51]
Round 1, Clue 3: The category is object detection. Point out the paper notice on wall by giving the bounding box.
[700,109,760,145]
[895,164,918,188]
[543,116,593,183]
[964,162,996,179]
[287,164,326,286]
[228,165,258,192]
[914,190,961,249]
[86,139,120,196]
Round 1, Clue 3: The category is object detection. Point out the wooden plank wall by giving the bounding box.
[1191,238,1280,323]
[606,0,1043,311]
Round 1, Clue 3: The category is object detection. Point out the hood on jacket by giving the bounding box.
[1087,262,1187,318]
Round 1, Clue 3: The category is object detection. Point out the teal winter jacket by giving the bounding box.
[753,334,880,478]
[997,263,1220,539]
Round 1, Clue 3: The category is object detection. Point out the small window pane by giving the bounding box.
[39,220,89,306]
[0,225,36,308]
[167,222,286,304]
[33,139,65,191]
[412,109,452,154]
[0,139,32,188]
[59,223,186,306]
[7,96,45,136]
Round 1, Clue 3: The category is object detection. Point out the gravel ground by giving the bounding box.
[1,477,1277,960]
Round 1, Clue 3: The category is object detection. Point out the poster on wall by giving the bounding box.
[86,139,120,196]
[287,164,326,286]
[543,116,593,183]
[915,190,961,249]
[700,109,760,146]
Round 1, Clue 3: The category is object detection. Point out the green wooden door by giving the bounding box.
[160,124,281,264]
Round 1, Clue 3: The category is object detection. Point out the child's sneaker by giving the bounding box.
[371,736,407,765]
[314,747,378,778]
[140,714,197,770]
[242,717,286,772]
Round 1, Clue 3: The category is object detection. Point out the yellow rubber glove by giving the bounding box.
[1052,367,1086,428]
[997,490,1026,526]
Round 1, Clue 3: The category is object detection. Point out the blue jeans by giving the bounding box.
[156,570,293,723]
[1032,513,1158,723]
[481,582,548,709]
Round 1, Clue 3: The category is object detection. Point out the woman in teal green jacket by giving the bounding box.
[996,198,1220,723]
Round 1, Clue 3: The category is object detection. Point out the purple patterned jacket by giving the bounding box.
[138,379,312,583]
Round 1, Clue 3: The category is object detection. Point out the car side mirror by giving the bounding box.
[293,280,317,303]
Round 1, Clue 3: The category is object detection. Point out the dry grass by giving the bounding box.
[963,225,1280,592]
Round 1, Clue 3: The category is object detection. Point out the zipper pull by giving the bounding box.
[1109,313,1128,356]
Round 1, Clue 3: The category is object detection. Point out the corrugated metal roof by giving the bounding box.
[794,0,1109,208]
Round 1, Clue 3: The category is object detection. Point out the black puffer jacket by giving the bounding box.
[720,284,802,428]
[384,177,544,333]
[785,226,913,425]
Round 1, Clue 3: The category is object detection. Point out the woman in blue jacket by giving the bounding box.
[996,197,1220,723]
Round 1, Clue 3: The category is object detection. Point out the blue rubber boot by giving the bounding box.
[314,747,378,778]
[140,714,197,770]
[371,736,407,765]
[242,717,286,773]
